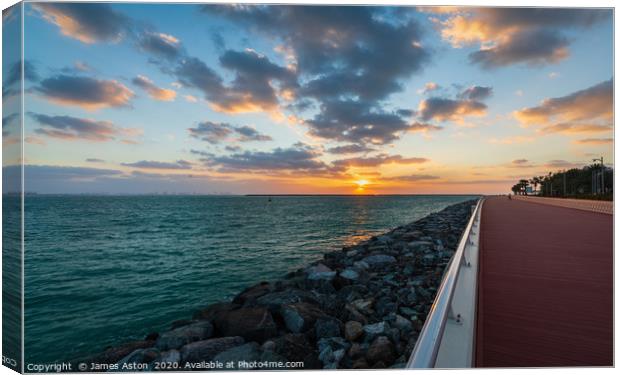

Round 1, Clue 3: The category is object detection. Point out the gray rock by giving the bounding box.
[408,240,433,251]
[306,263,336,280]
[351,298,374,315]
[353,260,370,270]
[317,337,350,354]
[344,321,363,341]
[281,302,326,333]
[362,254,396,267]
[212,342,262,369]
[180,336,245,363]
[315,318,341,339]
[363,322,388,338]
[339,268,360,281]
[375,296,397,316]
[421,254,436,266]
[308,271,336,281]
[366,336,396,365]
[156,321,213,350]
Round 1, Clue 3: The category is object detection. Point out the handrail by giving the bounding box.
[406,197,484,368]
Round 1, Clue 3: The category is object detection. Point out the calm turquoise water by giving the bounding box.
[22,195,476,364]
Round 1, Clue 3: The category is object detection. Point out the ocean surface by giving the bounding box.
[22,195,476,364]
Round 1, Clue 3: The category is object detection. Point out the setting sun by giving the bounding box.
[355,179,370,188]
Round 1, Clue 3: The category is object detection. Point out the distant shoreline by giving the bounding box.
[9,193,483,197]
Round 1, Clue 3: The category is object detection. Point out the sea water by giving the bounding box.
[20,195,476,363]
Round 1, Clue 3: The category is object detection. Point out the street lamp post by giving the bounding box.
[593,157,604,194]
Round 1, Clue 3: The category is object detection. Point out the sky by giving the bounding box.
[1,2,614,194]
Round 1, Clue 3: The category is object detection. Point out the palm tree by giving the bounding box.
[518,179,529,195]
[530,176,542,195]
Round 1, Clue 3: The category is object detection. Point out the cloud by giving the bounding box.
[34,75,134,110]
[32,3,128,44]
[188,121,272,144]
[512,159,529,165]
[418,82,440,94]
[409,121,443,132]
[3,60,39,87]
[431,8,610,68]
[514,79,612,127]
[184,95,198,103]
[121,160,193,170]
[137,32,183,60]
[469,29,569,68]
[3,60,39,99]
[538,123,612,135]
[418,97,487,122]
[86,158,105,163]
[173,49,297,114]
[132,75,176,101]
[544,159,583,169]
[382,174,440,182]
[332,154,429,169]
[216,48,297,112]
[205,143,330,173]
[12,165,122,180]
[573,138,613,145]
[459,85,493,101]
[306,99,421,144]
[326,144,376,155]
[29,113,139,142]
[207,5,430,144]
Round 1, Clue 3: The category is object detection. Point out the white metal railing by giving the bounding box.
[406,197,484,368]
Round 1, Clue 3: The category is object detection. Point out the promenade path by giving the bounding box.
[475,196,613,367]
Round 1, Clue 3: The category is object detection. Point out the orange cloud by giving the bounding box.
[132,75,176,101]
[35,75,134,110]
[514,80,612,127]
[430,8,608,67]
[573,138,613,145]
[32,3,127,44]
[538,123,612,135]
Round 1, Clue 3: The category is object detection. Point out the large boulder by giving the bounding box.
[214,307,277,342]
[281,303,327,333]
[192,302,240,321]
[255,289,318,312]
[180,336,244,363]
[232,282,272,305]
[156,321,213,350]
[212,343,262,369]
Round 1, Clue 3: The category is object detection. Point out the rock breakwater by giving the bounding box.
[80,199,478,371]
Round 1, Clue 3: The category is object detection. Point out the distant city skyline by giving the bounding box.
[2,2,614,194]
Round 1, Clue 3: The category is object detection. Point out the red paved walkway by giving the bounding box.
[476,196,613,367]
